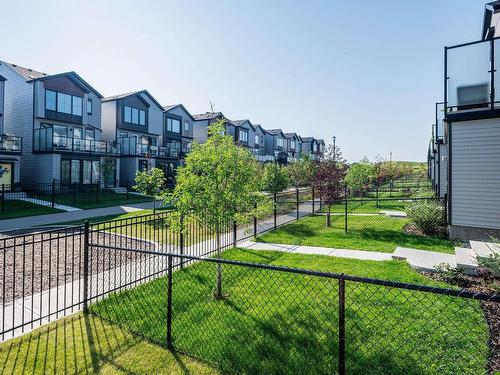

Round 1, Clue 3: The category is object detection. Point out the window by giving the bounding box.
[239,130,248,142]
[82,161,92,184]
[184,122,190,132]
[58,93,73,114]
[119,131,128,138]
[45,90,57,111]
[124,106,146,125]
[312,142,317,152]
[72,96,82,116]
[124,106,132,123]
[132,108,139,124]
[166,118,181,133]
[255,135,260,145]
[45,89,83,116]
[139,110,146,125]
[277,138,284,148]
[87,99,93,115]
[71,160,80,183]
[85,129,95,140]
[61,160,70,184]
[291,140,296,149]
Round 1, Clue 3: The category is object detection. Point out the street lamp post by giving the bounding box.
[333,136,336,161]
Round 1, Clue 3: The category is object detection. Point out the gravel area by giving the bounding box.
[0,229,157,304]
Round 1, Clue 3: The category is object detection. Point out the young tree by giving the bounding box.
[165,121,272,299]
[345,161,375,197]
[99,157,116,189]
[262,162,289,194]
[287,154,315,189]
[312,159,346,226]
[134,167,166,212]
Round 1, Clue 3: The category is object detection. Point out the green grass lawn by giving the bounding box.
[38,191,153,209]
[258,214,455,253]
[0,200,63,220]
[0,312,219,374]
[90,248,489,374]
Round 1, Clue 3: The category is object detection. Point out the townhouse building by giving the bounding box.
[101,90,164,187]
[231,120,256,150]
[264,129,287,164]
[0,74,22,186]
[192,112,230,142]
[252,124,270,162]
[434,0,500,240]
[0,61,115,186]
[301,137,323,161]
[283,132,302,162]
[162,104,195,186]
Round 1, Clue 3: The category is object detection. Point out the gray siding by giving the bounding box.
[0,63,39,182]
[0,80,4,133]
[193,120,208,143]
[167,106,194,139]
[139,92,162,136]
[101,101,117,142]
[451,118,500,229]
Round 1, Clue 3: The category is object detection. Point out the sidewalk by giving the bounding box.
[0,201,161,232]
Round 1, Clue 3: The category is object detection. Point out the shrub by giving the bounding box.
[477,252,500,278]
[434,263,465,283]
[407,200,445,235]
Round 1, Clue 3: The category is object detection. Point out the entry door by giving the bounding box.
[0,162,14,187]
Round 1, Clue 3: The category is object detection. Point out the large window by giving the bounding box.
[291,140,296,149]
[166,118,181,133]
[255,135,259,144]
[124,106,146,126]
[239,130,248,142]
[184,122,190,132]
[277,137,284,148]
[45,89,83,116]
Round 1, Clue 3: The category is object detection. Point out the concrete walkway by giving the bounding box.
[0,201,162,232]
[18,197,82,212]
[238,241,456,270]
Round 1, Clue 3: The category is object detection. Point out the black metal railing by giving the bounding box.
[445,36,500,115]
[0,135,22,154]
[33,128,118,155]
[0,199,497,373]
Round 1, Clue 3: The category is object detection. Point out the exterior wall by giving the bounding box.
[450,118,500,231]
[193,120,208,143]
[139,92,162,136]
[119,157,138,186]
[0,80,4,133]
[264,133,275,157]
[167,106,194,140]
[438,143,448,198]
[0,63,36,183]
[101,101,117,142]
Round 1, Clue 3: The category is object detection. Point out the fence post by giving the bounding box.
[180,214,184,269]
[338,274,346,375]
[51,179,55,208]
[296,187,299,221]
[312,186,315,213]
[1,184,4,213]
[233,220,237,247]
[83,220,90,312]
[273,192,277,229]
[253,202,258,239]
[73,182,77,206]
[166,253,173,349]
[344,182,348,233]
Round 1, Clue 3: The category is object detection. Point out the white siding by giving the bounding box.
[439,143,448,198]
[451,118,500,229]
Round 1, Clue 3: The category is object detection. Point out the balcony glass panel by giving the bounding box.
[447,41,491,110]
[0,135,22,153]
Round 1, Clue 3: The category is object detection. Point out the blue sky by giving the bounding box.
[0,0,490,162]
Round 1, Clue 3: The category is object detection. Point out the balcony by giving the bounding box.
[34,128,118,155]
[435,102,445,143]
[0,135,22,154]
[158,146,180,159]
[445,37,500,120]
[119,138,157,157]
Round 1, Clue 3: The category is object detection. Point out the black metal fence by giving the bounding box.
[1,189,498,373]
[0,180,150,217]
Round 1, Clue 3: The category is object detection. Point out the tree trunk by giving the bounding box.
[215,224,223,299]
[326,206,331,227]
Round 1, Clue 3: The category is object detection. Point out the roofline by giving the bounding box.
[31,71,104,99]
[163,104,196,121]
[0,75,6,82]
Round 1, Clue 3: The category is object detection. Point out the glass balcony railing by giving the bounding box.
[34,128,118,155]
[445,37,500,114]
[0,135,22,154]
[435,102,445,142]
[158,146,180,159]
[119,137,160,157]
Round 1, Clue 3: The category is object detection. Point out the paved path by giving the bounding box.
[18,197,81,212]
[0,201,162,233]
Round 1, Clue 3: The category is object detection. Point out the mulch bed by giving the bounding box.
[426,272,500,373]
[0,229,157,304]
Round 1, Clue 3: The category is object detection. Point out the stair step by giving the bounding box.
[454,247,478,276]
[470,241,500,257]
